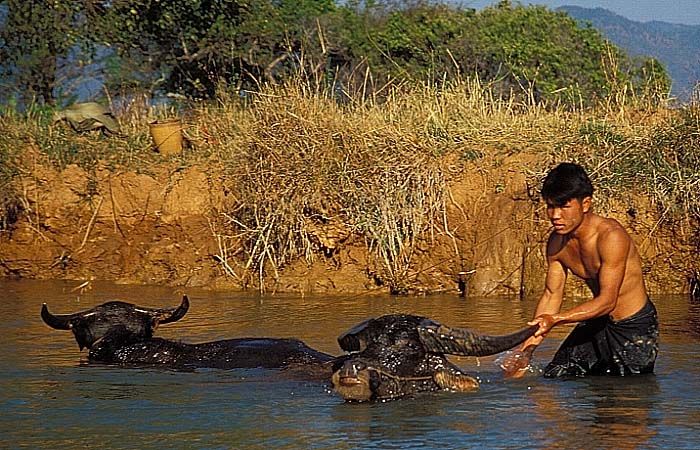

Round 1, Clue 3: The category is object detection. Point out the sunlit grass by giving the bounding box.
[1,76,699,292]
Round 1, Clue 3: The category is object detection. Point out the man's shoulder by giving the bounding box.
[595,216,635,256]
[596,216,630,238]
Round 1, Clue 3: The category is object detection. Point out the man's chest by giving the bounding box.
[558,240,601,279]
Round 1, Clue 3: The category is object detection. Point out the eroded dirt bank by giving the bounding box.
[0,146,685,297]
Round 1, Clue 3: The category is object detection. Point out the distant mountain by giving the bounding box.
[558,5,700,102]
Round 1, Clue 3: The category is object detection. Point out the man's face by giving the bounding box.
[546,197,591,234]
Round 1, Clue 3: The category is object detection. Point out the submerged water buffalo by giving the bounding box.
[40,296,334,376]
[41,297,536,401]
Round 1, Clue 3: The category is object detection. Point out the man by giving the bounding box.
[503,162,658,378]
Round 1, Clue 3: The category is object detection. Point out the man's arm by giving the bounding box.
[502,237,567,377]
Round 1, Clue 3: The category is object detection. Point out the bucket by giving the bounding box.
[149,118,183,155]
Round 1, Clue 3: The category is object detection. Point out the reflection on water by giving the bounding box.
[523,376,661,450]
[1,280,699,449]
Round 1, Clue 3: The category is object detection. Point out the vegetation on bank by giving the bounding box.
[0,0,697,294]
[1,75,699,293]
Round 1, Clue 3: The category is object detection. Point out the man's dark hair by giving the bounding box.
[541,162,594,207]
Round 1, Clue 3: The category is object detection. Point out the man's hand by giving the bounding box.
[502,314,558,378]
[529,313,558,337]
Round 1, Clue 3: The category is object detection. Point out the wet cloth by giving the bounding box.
[544,300,659,378]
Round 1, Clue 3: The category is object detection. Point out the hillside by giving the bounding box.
[559,5,700,102]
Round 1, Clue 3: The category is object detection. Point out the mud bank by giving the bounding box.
[0,148,685,297]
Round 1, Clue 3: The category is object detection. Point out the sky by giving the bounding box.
[461,0,700,25]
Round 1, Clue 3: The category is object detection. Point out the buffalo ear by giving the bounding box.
[337,317,374,352]
[70,320,95,350]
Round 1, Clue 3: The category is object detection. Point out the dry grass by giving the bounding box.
[2,76,699,292]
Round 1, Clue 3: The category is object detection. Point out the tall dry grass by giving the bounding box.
[1,75,699,293]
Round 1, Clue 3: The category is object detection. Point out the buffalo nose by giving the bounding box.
[340,360,366,377]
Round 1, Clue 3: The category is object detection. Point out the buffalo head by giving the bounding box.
[331,314,536,402]
[41,296,189,350]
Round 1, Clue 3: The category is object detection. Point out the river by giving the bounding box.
[1,280,699,449]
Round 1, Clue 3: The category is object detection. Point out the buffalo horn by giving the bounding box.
[40,304,76,330]
[417,322,538,357]
[153,295,189,324]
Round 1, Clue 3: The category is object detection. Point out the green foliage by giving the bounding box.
[467,3,611,102]
[0,0,671,108]
[328,1,667,105]
[334,2,475,82]
[629,57,671,105]
[0,0,94,106]
[95,0,337,97]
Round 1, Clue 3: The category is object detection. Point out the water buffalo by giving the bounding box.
[41,297,536,401]
[331,314,537,402]
[40,296,334,377]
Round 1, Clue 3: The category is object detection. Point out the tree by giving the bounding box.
[444,3,607,103]
[327,1,670,105]
[0,0,94,106]
[94,0,337,98]
[346,2,475,82]
[0,0,670,107]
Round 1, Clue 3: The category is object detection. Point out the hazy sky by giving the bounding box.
[461,0,700,25]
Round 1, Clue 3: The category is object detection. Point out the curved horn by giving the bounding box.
[40,304,75,330]
[155,295,189,324]
[417,322,538,357]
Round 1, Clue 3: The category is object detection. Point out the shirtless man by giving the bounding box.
[503,162,659,378]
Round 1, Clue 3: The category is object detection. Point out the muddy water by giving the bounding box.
[2,279,699,449]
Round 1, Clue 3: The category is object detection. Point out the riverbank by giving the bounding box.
[1,82,697,297]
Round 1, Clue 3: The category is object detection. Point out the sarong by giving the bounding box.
[544,299,659,378]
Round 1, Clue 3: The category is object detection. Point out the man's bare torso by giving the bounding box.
[548,214,648,321]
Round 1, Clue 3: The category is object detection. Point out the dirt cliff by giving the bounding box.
[0,145,684,297]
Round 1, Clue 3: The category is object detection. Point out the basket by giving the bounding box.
[149,118,183,155]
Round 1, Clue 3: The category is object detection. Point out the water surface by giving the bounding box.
[1,280,699,449]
